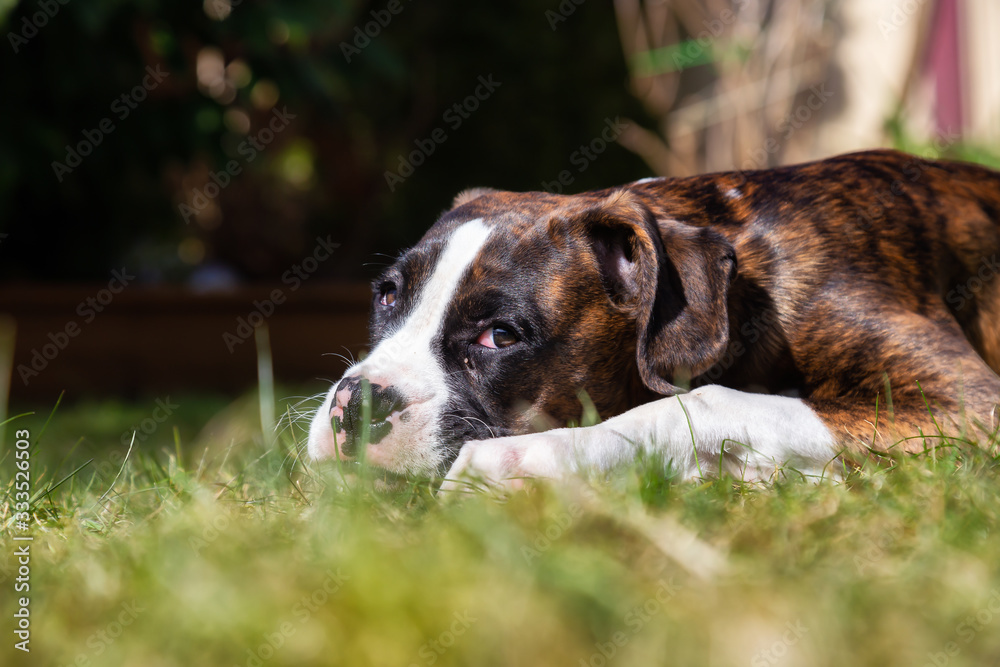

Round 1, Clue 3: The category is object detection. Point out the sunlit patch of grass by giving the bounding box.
[4,387,1000,666]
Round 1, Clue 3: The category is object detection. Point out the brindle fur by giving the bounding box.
[371,149,1000,464]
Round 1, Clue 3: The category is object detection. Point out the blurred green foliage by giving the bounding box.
[0,0,652,283]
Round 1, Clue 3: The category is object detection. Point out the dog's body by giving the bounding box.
[307,150,1000,486]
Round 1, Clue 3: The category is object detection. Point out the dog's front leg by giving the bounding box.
[441,386,839,491]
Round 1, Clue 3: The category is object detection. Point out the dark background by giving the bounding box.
[0,0,654,286]
[1,0,992,405]
[0,0,660,404]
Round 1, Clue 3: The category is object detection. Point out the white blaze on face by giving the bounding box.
[307,219,493,474]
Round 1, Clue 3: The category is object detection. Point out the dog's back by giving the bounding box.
[613,150,1000,447]
[630,150,1000,378]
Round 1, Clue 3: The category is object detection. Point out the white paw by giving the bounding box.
[439,433,565,494]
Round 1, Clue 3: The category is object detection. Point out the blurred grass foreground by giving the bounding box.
[4,388,1000,666]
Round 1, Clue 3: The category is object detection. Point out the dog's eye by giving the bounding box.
[379,287,397,307]
[475,326,518,349]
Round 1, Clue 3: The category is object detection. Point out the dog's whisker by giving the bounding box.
[455,415,496,440]
[322,351,357,367]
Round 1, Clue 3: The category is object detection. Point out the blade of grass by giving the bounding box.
[174,425,183,470]
[255,323,276,447]
[0,315,14,454]
[676,395,702,479]
[34,390,65,450]
[93,432,135,509]
[0,411,35,428]
[871,393,881,449]
[358,377,372,484]
[33,457,95,505]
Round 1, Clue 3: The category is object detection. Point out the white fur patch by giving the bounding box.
[442,386,839,489]
[308,219,492,474]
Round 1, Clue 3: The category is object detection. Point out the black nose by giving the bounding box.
[332,376,406,456]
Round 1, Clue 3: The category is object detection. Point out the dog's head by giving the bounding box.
[307,188,736,477]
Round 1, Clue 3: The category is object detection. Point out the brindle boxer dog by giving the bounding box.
[307,149,1000,489]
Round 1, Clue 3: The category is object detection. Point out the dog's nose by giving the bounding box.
[330,376,406,456]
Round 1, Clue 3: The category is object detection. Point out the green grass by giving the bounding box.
[4,391,1000,667]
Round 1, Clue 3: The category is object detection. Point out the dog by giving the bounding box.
[307,149,1000,488]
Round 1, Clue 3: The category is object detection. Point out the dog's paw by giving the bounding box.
[439,433,565,494]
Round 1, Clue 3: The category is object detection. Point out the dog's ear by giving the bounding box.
[451,187,498,209]
[575,192,737,395]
